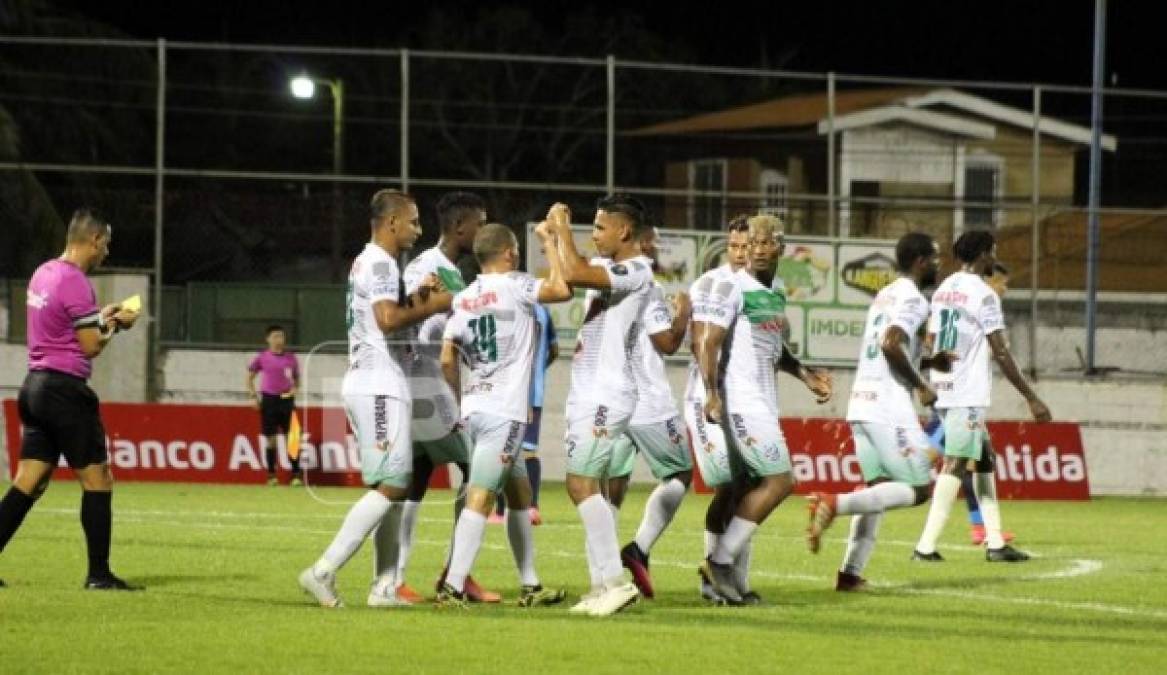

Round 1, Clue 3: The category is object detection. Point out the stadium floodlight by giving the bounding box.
[290,75,316,99]
[287,72,346,282]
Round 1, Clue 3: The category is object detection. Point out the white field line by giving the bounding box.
[32,507,1162,620]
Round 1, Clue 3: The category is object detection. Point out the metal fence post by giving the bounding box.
[1085,0,1107,374]
[1029,86,1041,379]
[827,72,836,238]
[607,54,616,195]
[401,48,410,193]
[149,38,167,402]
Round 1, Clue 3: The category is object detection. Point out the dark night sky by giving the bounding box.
[52,1,1165,89]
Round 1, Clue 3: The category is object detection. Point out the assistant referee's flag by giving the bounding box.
[287,410,302,461]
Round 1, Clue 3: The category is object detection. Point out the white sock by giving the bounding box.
[584,539,602,589]
[916,474,961,554]
[633,478,686,555]
[319,490,392,573]
[372,501,403,580]
[733,539,752,592]
[393,500,420,581]
[704,530,719,558]
[974,472,1006,549]
[838,482,916,515]
[712,516,757,565]
[506,508,539,587]
[445,510,487,593]
[841,513,883,576]
[450,488,466,565]
[578,494,623,585]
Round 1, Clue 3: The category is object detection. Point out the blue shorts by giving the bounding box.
[521,406,542,452]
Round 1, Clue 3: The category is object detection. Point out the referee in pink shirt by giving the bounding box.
[246,326,301,486]
[0,209,140,590]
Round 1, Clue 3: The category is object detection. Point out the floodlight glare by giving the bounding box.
[290,76,316,99]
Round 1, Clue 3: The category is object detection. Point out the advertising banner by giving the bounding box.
[690,417,1089,500]
[2,400,451,488]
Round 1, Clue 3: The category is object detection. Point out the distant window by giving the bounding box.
[759,169,788,218]
[964,156,1003,229]
[689,159,727,230]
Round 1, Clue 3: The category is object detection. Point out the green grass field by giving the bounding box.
[1,481,1164,674]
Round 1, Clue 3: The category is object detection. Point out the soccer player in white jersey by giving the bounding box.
[299,189,451,608]
[804,232,956,590]
[435,219,574,608]
[912,230,1051,563]
[690,214,833,605]
[545,194,654,617]
[603,225,693,600]
[684,216,753,603]
[394,191,499,604]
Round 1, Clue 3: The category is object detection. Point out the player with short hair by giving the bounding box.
[434,219,574,608]
[691,214,833,605]
[0,208,141,590]
[246,324,301,486]
[603,225,693,600]
[298,189,450,608]
[492,302,557,525]
[392,190,499,603]
[804,232,955,590]
[545,194,653,616]
[928,261,1017,546]
[685,216,755,603]
[912,231,1050,563]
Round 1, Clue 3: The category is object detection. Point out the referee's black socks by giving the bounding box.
[81,490,113,578]
[0,486,37,553]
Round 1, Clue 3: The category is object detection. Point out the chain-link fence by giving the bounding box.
[3,36,1167,389]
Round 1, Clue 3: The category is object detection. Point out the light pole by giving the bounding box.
[291,74,345,282]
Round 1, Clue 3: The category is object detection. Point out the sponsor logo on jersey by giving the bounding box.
[373,395,388,442]
[730,414,757,447]
[933,290,969,306]
[665,418,685,447]
[459,291,499,312]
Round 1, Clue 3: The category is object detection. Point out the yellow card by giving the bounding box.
[121,294,142,313]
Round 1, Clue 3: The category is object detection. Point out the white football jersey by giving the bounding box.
[445,272,542,424]
[687,266,787,417]
[402,246,464,437]
[846,277,930,425]
[929,271,1005,408]
[630,282,680,426]
[683,264,737,404]
[342,243,410,399]
[567,256,655,415]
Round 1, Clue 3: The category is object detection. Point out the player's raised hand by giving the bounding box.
[547,203,572,232]
[1028,396,1051,423]
[534,219,554,241]
[804,367,833,404]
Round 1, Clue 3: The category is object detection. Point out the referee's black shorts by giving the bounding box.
[18,369,108,469]
[260,394,294,436]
